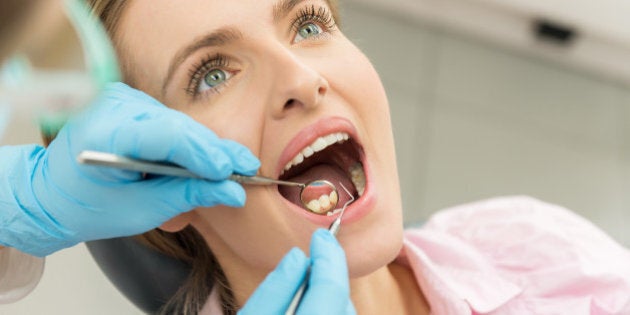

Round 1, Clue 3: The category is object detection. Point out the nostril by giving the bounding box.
[284,99,297,110]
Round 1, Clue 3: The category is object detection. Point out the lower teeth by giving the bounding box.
[301,163,365,215]
[349,163,366,197]
[305,191,338,214]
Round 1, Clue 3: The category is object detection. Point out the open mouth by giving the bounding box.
[278,132,366,215]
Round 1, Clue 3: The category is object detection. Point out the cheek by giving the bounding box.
[328,40,392,128]
[180,86,266,154]
[330,41,398,180]
[330,42,403,276]
[345,223,404,277]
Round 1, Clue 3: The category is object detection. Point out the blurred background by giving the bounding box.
[2,0,630,313]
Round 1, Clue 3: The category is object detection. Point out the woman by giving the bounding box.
[86,0,630,314]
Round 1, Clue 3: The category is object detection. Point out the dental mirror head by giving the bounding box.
[299,180,339,215]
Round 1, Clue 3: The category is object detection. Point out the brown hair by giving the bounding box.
[83,1,341,314]
[0,0,39,60]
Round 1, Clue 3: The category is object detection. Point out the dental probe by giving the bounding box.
[77,150,305,187]
[285,183,354,315]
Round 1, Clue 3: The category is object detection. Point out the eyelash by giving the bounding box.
[290,5,337,35]
[186,4,337,99]
[186,53,231,97]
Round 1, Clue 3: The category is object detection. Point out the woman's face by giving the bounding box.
[119,0,402,287]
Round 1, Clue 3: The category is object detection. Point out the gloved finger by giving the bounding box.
[76,83,259,180]
[298,229,351,314]
[238,248,310,315]
[45,127,146,183]
[220,139,261,176]
[136,177,249,217]
[346,301,357,315]
[109,115,258,180]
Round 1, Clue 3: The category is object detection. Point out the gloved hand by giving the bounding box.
[0,82,260,256]
[239,229,356,315]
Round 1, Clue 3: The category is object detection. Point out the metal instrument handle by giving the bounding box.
[77,150,305,187]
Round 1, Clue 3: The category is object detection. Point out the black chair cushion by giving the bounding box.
[86,237,192,314]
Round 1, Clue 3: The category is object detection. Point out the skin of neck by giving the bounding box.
[218,251,429,314]
[194,216,429,314]
[350,263,430,315]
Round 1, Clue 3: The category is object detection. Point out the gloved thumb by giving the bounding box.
[238,248,310,314]
[134,177,248,218]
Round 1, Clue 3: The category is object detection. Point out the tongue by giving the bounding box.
[279,164,356,213]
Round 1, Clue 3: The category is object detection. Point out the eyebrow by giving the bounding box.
[161,0,311,96]
[273,0,308,22]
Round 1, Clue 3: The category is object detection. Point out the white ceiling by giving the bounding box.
[477,0,630,45]
[352,0,630,44]
[347,0,630,85]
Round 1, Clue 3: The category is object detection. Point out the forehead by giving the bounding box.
[122,0,334,48]
[117,0,331,94]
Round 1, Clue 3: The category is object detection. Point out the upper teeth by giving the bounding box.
[283,132,350,174]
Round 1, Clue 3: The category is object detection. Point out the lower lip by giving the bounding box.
[275,157,375,227]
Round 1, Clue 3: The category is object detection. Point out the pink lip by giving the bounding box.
[276,116,358,176]
[274,116,375,227]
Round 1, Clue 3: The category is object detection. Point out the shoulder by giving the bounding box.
[420,196,618,247]
[405,196,630,313]
[406,197,630,314]
[423,195,589,229]
[416,196,630,261]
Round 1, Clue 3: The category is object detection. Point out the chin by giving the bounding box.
[340,180,404,278]
[344,217,404,278]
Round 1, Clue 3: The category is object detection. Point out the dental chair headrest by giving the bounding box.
[86,237,192,314]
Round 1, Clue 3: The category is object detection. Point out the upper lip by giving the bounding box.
[276,116,360,177]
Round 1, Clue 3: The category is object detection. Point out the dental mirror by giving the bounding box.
[77,150,339,212]
[299,180,339,214]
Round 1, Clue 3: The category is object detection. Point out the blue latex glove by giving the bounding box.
[0,82,260,256]
[239,229,356,315]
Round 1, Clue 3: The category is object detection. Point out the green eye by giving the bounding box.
[297,23,322,40]
[204,69,227,88]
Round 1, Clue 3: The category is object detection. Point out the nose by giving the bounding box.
[267,50,329,118]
